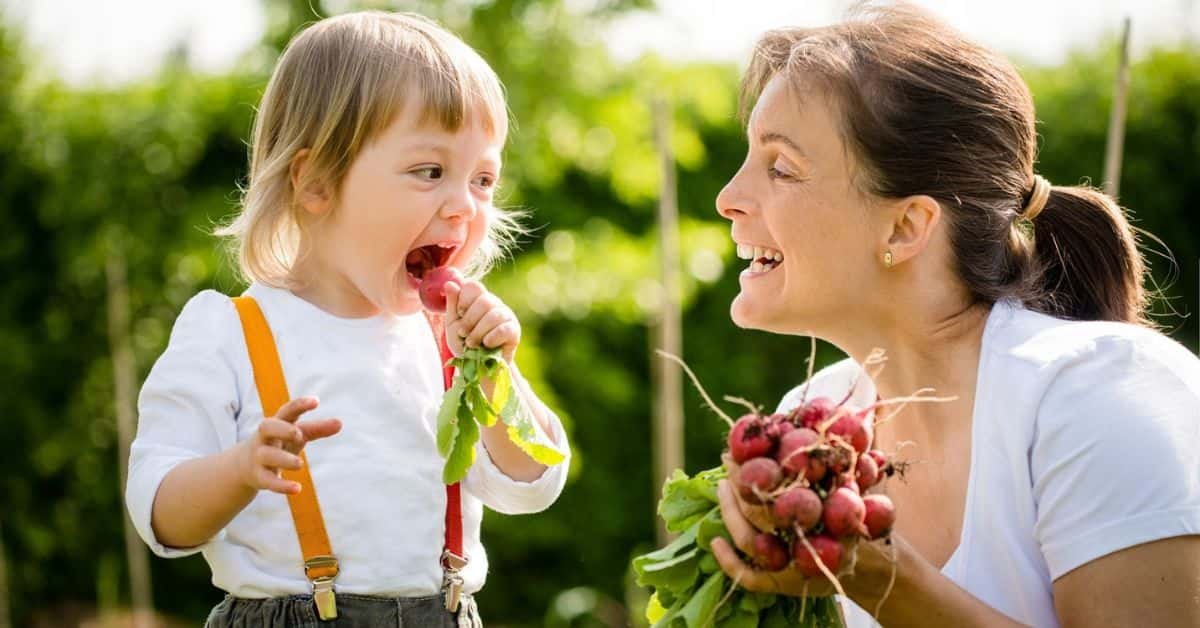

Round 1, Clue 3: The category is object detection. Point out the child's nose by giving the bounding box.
[439,185,477,222]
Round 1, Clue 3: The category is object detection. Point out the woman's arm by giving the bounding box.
[1052,535,1200,628]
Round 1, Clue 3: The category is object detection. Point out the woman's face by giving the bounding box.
[716,75,881,335]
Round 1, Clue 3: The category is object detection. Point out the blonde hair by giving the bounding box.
[218,11,519,287]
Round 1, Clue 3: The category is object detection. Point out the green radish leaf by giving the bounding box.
[468,385,496,428]
[678,571,726,628]
[490,358,514,424]
[717,608,759,628]
[697,508,731,552]
[443,402,479,483]
[436,376,467,457]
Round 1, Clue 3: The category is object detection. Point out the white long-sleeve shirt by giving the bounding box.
[125,283,570,598]
[777,299,1200,627]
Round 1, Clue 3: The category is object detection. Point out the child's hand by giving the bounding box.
[235,396,341,495]
[444,279,521,362]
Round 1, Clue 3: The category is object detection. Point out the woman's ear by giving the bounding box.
[884,194,941,267]
[289,149,333,216]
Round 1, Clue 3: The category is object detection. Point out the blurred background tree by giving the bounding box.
[0,1,1196,626]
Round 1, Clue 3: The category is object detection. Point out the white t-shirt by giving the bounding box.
[775,299,1200,627]
[125,283,570,598]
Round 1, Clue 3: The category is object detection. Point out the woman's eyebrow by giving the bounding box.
[758,130,806,157]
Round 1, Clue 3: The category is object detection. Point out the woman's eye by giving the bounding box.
[768,166,793,180]
[414,166,443,180]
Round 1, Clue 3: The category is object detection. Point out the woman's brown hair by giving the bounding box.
[742,2,1150,324]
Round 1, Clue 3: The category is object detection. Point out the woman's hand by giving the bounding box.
[444,279,520,362]
[713,453,901,601]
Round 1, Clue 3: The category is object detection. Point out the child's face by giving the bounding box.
[315,105,502,316]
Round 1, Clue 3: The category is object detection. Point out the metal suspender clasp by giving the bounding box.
[441,550,469,612]
[305,555,340,620]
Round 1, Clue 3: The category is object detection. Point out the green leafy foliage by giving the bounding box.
[438,347,566,483]
[632,467,844,627]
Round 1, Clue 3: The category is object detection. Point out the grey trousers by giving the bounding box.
[204,592,483,628]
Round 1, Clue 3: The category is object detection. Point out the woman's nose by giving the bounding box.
[716,173,752,221]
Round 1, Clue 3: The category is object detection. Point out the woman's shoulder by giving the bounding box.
[988,300,1200,394]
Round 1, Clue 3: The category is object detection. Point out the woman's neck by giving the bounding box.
[837,297,991,434]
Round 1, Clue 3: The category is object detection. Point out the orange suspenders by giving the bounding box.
[231,296,467,621]
[232,296,341,619]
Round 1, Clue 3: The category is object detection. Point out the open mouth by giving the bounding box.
[736,243,784,275]
[405,243,458,281]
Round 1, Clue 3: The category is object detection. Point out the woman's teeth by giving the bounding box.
[736,243,784,274]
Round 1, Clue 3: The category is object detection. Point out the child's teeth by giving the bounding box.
[773,250,783,261]
[737,244,752,260]
[751,261,763,273]
[753,246,764,261]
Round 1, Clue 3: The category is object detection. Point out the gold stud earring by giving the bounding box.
[883,250,894,267]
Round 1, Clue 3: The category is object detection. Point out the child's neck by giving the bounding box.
[288,258,381,320]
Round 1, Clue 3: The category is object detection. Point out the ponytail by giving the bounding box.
[1023,185,1148,325]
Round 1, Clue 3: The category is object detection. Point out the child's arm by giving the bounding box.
[150,396,340,548]
[126,292,339,555]
[443,282,571,513]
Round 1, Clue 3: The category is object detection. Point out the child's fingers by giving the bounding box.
[444,281,462,324]
[465,307,510,348]
[480,320,519,352]
[258,418,304,447]
[255,466,301,495]
[452,281,484,318]
[298,418,342,443]
[458,291,496,333]
[255,444,303,472]
[275,396,319,424]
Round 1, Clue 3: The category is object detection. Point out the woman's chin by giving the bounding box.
[730,293,772,330]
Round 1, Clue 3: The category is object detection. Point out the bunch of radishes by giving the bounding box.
[727,396,896,580]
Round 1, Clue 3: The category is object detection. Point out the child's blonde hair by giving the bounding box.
[219,11,518,287]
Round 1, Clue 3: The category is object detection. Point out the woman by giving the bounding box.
[709,3,1200,626]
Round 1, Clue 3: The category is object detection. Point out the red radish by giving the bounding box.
[866,449,888,470]
[752,532,790,571]
[822,487,867,537]
[803,451,829,484]
[828,410,874,454]
[855,452,880,489]
[834,471,860,495]
[771,486,823,531]
[863,494,896,539]
[798,397,836,429]
[770,414,796,439]
[736,457,783,503]
[825,445,854,475]
[794,535,843,578]
[418,266,463,313]
[776,428,820,476]
[728,414,776,463]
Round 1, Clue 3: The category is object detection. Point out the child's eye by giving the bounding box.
[413,166,443,180]
[473,174,496,189]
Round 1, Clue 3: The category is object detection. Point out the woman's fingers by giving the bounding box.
[711,538,778,593]
[718,479,759,555]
